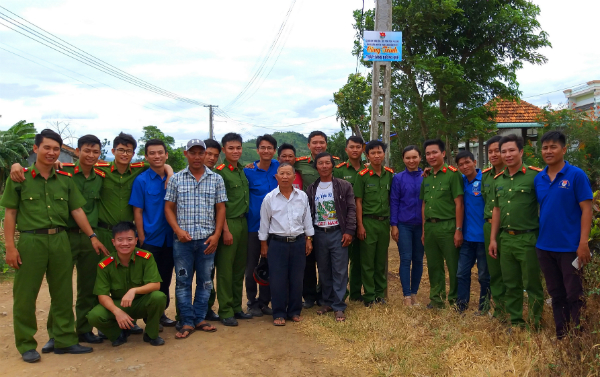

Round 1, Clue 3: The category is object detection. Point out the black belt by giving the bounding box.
[97,221,114,231]
[426,218,450,223]
[21,227,65,235]
[68,227,95,234]
[270,234,305,243]
[503,229,536,235]
[365,215,389,221]
[233,213,247,218]
[315,225,341,233]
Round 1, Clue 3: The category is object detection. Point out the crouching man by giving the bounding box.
[87,221,166,346]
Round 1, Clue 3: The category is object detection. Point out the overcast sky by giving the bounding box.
[0,0,598,149]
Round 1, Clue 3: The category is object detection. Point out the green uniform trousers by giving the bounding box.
[483,222,507,319]
[216,217,248,318]
[348,240,363,300]
[97,227,117,254]
[499,231,544,328]
[48,232,102,337]
[424,220,459,308]
[87,291,166,341]
[359,217,390,303]
[13,232,78,354]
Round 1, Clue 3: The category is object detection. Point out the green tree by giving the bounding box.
[99,138,111,161]
[137,125,187,172]
[0,120,36,190]
[332,73,371,141]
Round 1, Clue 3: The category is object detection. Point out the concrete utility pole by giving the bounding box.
[203,105,218,139]
[370,0,393,166]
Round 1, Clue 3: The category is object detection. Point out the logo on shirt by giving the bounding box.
[559,179,570,189]
[471,181,481,196]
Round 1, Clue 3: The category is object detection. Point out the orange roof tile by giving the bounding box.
[486,98,541,123]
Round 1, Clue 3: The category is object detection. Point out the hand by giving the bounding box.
[357,225,366,241]
[10,163,26,183]
[91,237,109,256]
[245,162,254,169]
[120,288,136,308]
[222,230,234,246]
[488,240,498,259]
[176,229,192,243]
[115,308,134,330]
[53,160,63,170]
[577,242,592,268]
[204,234,219,254]
[138,233,145,247]
[260,244,268,258]
[421,167,432,177]
[164,165,174,188]
[421,231,425,246]
[341,234,353,248]
[5,245,22,270]
[454,230,463,248]
[391,226,399,243]
[305,239,313,256]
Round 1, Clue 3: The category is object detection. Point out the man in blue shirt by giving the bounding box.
[129,139,175,327]
[535,130,593,339]
[455,151,490,314]
[244,135,279,317]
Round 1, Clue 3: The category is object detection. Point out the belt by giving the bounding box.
[68,227,95,234]
[97,221,114,231]
[365,215,389,221]
[503,229,536,235]
[426,218,450,223]
[270,234,305,243]
[486,219,492,223]
[21,227,65,235]
[315,225,341,233]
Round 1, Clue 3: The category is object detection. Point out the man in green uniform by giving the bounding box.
[420,139,464,309]
[87,221,166,346]
[334,135,367,302]
[1,129,107,363]
[481,135,507,320]
[489,134,543,330]
[354,140,394,306]
[214,133,252,326]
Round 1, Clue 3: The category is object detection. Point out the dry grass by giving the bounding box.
[300,242,600,376]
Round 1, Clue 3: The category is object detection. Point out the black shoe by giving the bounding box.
[349,296,364,303]
[143,333,165,346]
[78,332,103,344]
[54,343,93,354]
[234,311,253,320]
[248,307,264,317]
[302,300,315,309]
[22,349,40,363]
[375,297,387,305]
[364,301,374,307]
[41,338,54,354]
[175,321,183,331]
[129,324,143,334]
[426,303,437,310]
[316,299,324,307]
[261,306,273,316]
[112,330,129,347]
[221,317,238,326]
[160,314,176,327]
[97,330,108,340]
[204,310,220,321]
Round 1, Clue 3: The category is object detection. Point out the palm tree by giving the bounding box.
[0,120,36,191]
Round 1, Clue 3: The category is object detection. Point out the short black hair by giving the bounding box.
[256,134,277,149]
[423,139,445,153]
[314,152,334,166]
[112,221,137,238]
[485,135,503,152]
[278,143,296,157]
[540,130,566,148]
[77,134,101,149]
[113,132,137,151]
[365,140,386,154]
[35,128,63,147]
[308,131,327,144]
[402,145,421,158]
[455,150,475,164]
[144,139,167,155]
[499,134,524,151]
[221,132,243,147]
[204,139,222,153]
[346,135,364,147]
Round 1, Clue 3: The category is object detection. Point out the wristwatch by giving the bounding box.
[89,232,98,239]
[456,227,462,232]
[306,236,313,241]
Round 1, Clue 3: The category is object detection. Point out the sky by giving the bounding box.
[0,0,598,150]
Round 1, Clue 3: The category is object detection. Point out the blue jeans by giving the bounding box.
[173,238,215,327]
[397,223,424,297]
[456,240,491,312]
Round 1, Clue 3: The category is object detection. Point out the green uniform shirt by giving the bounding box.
[481,166,502,220]
[214,159,249,218]
[0,166,87,231]
[295,155,340,192]
[333,159,368,187]
[93,249,162,300]
[354,166,394,217]
[96,161,149,226]
[419,164,464,221]
[493,164,540,231]
[61,162,103,228]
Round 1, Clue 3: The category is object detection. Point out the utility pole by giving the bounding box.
[370,0,393,166]
[203,105,218,139]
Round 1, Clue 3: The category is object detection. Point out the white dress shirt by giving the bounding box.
[258,187,315,241]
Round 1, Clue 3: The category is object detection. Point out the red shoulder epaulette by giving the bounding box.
[335,162,347,168]
[94,168,106,177]
[23,168,28,172]
[482,167,493,173]
[448,165,458,172]
[216,164,225,171]
[56,170,72,177]
[529,166,543,172]
[99,256,114,269]
[295,156,308,162]
[358,168,370,176]
[94,162,110,167]
[130,162,145,168]
[62,163,75,167]
[136,250,152,259]
[384,166,394,174]
[332,155,340,160]
[494,170,505,179]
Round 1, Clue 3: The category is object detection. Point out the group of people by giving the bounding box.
[0,126,593,363]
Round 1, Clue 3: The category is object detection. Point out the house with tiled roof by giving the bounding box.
[486,98,543,139]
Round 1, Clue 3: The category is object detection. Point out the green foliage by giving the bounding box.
[327,131,349,162]
[332,73,371,140]
[137,125,187,172]
[0,120,37,191]
[99,138,111,161]
[246,131,310,158]
[0,205,8,274]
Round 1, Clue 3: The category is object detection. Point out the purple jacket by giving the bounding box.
[390,168,423,226]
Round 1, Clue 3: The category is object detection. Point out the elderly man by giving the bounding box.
[307,152,356,322]
[259,163,314,326]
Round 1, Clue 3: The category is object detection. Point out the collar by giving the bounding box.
[346,159,366,170]
[224,159,241,172]
[404,167,423,175]
[505,164,528,176]
[433,164,449,174]
[110,161,132,174]
[28,165,57,179]
[464,169,482,184]
[72,161,97,176]
[253,159,278,172]
[542,161,570,177]
[183,165,214,178]
[114,251,136,267]
[275,186,299,197]
[147,168,167,180]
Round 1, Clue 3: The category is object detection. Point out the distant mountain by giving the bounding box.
[242,131,310,164]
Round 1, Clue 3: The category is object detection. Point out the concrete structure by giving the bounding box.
[27,144,78,166]
[564,80,600,118]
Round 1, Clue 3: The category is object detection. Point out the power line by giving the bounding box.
[522,82,586,99]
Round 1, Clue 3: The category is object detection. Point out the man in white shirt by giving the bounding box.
[259,163,314,326]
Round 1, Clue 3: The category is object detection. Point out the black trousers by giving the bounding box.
[268,238,306,319]
[142,242,174,310]
[245,232,271,308]
[302,247,320,303]
[536,247,585,338]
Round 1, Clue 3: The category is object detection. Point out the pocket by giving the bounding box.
[21,193,41,201]
[53,193,69,201]
[146,186,162,196]
[435,183,450,198]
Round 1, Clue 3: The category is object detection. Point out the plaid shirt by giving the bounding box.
[164,166,228,240]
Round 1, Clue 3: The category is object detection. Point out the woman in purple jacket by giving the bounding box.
[390,146,424,306]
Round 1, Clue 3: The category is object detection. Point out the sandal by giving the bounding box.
[316,306,333,315]
[273,317,286,326]
[195,322,217,332]
[335,311,346,322]
[290,315,302,323]
[175,326,195,339]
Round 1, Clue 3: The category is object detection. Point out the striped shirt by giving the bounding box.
[164,166,228,240]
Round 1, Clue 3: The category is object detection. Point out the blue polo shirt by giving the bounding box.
[129,168,173,247]
[244,159,280,232]
[463,170,485,243]
[535,161,593,252]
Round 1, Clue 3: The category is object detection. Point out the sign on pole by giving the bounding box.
[362,31,402,62]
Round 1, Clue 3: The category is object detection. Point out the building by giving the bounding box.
[564,80,600,118]
[26,144,78,166]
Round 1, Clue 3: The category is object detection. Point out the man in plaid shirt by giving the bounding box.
[164,139,227,339]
